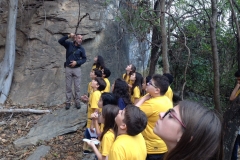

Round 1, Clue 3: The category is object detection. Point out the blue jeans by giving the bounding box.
[232,134,240,160]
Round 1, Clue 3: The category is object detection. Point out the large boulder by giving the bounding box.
[14,103,87,148]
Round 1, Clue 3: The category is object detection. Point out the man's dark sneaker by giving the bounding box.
[83,150,92,154]
[76,102,81,109]
[65,103,70,110]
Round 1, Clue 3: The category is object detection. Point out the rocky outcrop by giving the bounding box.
[0,0,129,106]
[26,145,51,160]
[14,102,87,148]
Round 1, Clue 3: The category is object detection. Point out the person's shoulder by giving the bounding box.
[93,90,101,95]
[104,78,110,82]
[134,86,140,91]
[104,129,115,139]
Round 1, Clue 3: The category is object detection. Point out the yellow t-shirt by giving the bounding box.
[92,64,96,70]
[87,82,93,95]
[103,78,110,92]
[140,95,172,154]
[99,129,115,156]
[164,86,173,104]
[122,73,133,85]
[131,86,141,104]
[87,90,101,128]
[108,133,146,160]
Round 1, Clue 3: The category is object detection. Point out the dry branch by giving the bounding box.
[0,108,50,114]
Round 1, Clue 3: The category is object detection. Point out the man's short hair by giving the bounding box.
[93,68,102,77]
[103,67,111,78]
[235,70,240,78]
[94,77,106,91]
[123,105,147,136]
[152,74,169,95]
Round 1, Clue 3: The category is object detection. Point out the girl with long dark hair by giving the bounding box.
[154,100,222,160]
[130,72,143,104]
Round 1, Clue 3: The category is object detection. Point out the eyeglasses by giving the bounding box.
[162,109,186,128]
[147,81,158,88]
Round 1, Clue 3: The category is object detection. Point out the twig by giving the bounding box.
[7,112,14,121]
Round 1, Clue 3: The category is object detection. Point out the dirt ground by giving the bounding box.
[0,102,86,160]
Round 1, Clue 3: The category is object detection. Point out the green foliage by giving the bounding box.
[117,0,239,110]
[168,12,237,110]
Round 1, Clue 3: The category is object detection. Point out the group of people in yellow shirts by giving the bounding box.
[80,55,222,160]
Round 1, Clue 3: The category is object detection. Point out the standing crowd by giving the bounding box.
[59,33,223,160]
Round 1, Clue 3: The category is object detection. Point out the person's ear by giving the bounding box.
[119,123,127,130]
[154,87,160,94]
[96,83,99,88]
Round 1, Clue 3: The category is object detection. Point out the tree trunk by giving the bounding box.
[0,0,18,105]
[160,0,169,73]
[223,97,240,160]
[0,108,50,114]
[210,0,221,112]
[149,0,161,76]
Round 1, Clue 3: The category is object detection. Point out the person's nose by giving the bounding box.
[159,112,165,120]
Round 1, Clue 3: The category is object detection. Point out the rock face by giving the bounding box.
[26,145,51,160]
[13,102,87,148]
[0,0,129,106]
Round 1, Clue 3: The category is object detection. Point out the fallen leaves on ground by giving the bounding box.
[0,103,85,159]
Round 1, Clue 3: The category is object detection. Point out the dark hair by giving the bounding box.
[112,78,132,105]
[93,55,105,70]
[103,67,111,78]
[152,74,169,95]
[94,77,106,91]
[123,64,136,81]
[164,100,222,160]
[100,104,119,141]
[131,72,143,96]
[93,68,102,77]
[146,75,152,84]
[163,73,174,84]
[123,105,147,136]
[101,92,118,106]
[235,70,240,77]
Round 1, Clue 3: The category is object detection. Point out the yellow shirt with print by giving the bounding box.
[108,133,146,160]
[99,129,115,156]
[164,86,173,104]
[140,95,172,154]
[103,78,110,92]
[131,86,141,104]
[87,90,101,128]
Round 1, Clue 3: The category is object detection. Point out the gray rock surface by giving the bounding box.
[26,145,51,160]
[82,153,96,160]
[13,102,87,148]
[0,0,129,107]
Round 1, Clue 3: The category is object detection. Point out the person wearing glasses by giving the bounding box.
[136,74,172,160]
[153,100,222,160]
[230,70,240,160]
